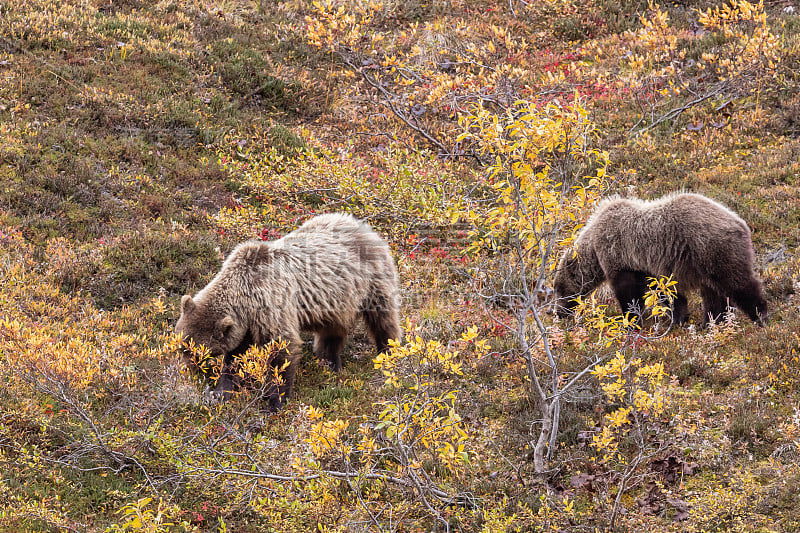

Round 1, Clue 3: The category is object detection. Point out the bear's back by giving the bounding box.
[294,212,364,235]
[217,214,392,277]
[577,192,754,283]
[291,213,394,268]
[635,193,750,244]
[585,192,748,239]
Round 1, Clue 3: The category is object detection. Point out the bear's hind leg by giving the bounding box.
[313,329,347,372]
[362,293,401,354]
[729,277,768,325]
[609,270,650,319]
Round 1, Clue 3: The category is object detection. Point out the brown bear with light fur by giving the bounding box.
[554,192,767,326]
[176,213,401,409]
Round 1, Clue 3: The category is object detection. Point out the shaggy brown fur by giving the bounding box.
[176,213,401,409]
[553,192,767,326]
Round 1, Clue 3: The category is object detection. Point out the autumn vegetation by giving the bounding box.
[1,0,800,531]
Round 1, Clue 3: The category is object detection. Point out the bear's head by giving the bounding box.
[553,248,604,317]
[175,295,246,359]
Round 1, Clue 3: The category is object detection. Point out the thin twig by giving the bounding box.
[633,82,728,135]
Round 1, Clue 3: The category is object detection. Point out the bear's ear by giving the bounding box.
[181,295,196,315]
[215,316,235,340]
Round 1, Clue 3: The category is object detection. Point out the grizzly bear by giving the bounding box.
[553,192,767,326]
[176,213,401,410]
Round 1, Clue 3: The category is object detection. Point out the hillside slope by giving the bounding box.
[1,0,799,531]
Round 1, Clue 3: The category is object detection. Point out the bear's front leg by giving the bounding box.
[266,374,294,412]
[728,277,768,325]
[265,344,300,412]
[211,352,239,402]
[313,329,346,372]
[673,293,689,325]
[609,270,650,319]
[700,286,728,326]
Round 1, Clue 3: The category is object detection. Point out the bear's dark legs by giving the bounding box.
[267,344,300,412]
[609,270,650,318]
[365,311,400,353]
[362,292,400,354]
[313,330,346,372]
[212,352,240,401]
[701,286,728,326]
[210,331,257,401]
[673,293,690,325]
[610,271,689,326]
[728,277,768,325]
